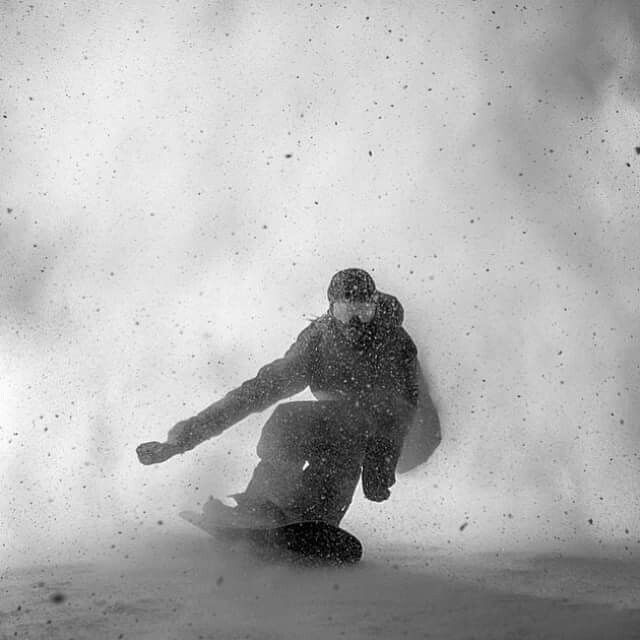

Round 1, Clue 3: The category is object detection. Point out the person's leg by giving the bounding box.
[292,457,362,525]
[237,401,369,526]
[289,402,370,525]
[235,402,318,521]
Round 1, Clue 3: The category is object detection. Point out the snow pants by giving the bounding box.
[238,401,372,526]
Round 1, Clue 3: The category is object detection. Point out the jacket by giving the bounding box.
[186,292,439,492]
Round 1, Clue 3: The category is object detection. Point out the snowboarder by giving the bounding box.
[143,268,440,527]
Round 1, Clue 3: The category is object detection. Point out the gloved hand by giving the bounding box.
[361,437,397,502]
[362,474,391,502]
[136,440,183,465]
[137,412,224,466]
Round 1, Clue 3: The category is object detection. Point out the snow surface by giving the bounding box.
[2,526,639,640]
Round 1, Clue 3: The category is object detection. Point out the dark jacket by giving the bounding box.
[191,293,421,496]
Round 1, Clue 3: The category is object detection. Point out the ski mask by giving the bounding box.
[327,269,379,349]
[338,313,377,349]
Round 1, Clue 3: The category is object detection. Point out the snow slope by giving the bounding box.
[2,527,639,640]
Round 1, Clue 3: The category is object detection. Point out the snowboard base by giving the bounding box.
[180,509,363,565]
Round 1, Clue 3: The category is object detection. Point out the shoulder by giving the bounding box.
[375,293,417,357]
[375,291,404,326]
[395,326,417,358]
[289,314,331,349]
[305,313,332,335]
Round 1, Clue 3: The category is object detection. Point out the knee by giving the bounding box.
[256,402,316,460]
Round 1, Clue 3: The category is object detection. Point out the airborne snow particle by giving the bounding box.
[459,522,469,531]
[50,592,66,603]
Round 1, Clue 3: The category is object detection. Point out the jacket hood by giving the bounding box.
[376,292,404,327]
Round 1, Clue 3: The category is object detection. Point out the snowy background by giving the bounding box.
[2,0,639,574]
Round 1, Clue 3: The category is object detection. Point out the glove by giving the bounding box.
[137,413,225,466]
[135,419,200,466]
[361,437,397,502]
[136,440,183,465]
[362,476,391,502]
[362,460,392,502]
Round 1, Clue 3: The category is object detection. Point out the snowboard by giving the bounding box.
[180,509,363,565]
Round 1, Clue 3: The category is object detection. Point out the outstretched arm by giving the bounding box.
[137,323,319,464]
[179,325,318,445]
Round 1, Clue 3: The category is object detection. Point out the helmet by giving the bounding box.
[327,268,376,303]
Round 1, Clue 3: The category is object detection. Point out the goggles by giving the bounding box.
[331,300,377,324]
